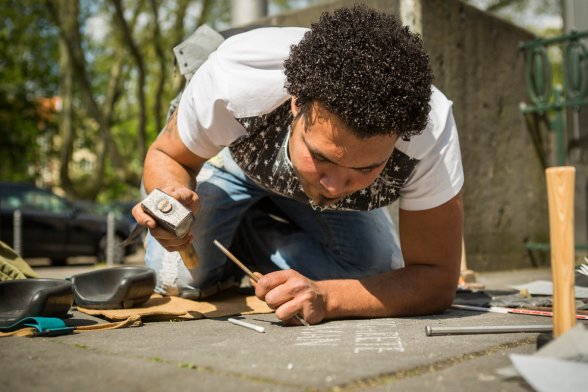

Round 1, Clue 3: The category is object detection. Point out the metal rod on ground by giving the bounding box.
[425,325,553,336]
[13,209,22,256]
[546,167,577,337]
[107,212,115,266]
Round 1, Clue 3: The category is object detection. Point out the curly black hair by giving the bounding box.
[284,5,433,139]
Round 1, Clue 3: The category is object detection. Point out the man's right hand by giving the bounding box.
[131,185,200,252]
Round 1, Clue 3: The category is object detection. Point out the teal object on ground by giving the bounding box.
[0,317,74,336]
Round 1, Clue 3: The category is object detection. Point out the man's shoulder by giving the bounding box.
[429,86,453,123]
[192,27,307,119]
[394,85,454,159]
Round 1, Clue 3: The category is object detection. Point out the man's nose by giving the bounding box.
[319,169,349,197]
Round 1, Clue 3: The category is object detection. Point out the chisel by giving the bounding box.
[213,239,310,327]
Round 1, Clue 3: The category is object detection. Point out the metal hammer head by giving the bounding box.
[141,189,194,237]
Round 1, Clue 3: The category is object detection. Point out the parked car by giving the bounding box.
[112,201,138,227]
[73,199,138,227]
[0,182,137,265]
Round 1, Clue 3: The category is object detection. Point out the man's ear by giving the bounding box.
[290,96,300,117]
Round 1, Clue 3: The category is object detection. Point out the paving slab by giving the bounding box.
[1,307,564,391]
[364,343,537,391]
[3,267,580,391]
[0,335,300,392]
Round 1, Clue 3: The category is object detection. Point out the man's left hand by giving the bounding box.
[254,269,327,325]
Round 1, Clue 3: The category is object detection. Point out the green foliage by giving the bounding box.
[1,0,321,201]
[0,0,59,181]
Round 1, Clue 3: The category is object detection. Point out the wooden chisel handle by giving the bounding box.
[545,166,576,337]
[179,244,200,269]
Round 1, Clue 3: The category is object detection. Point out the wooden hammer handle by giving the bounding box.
[179,244,200,269]
[545,166,576,337]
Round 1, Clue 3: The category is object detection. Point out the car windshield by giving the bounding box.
[1,190,71,214]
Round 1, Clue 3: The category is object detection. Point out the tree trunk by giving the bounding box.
[57,0,75,196]
[46,0,147,198]
[46,0,108,200]
[111,0,148,160]
[149,0,166,134]
[198,0,215,28]
[171,0,190,96]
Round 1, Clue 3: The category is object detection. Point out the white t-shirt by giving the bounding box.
[177,27,463,211]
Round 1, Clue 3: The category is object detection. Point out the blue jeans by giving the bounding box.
[145,148,404,296]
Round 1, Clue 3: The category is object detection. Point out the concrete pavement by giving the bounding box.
[2,259,578,391]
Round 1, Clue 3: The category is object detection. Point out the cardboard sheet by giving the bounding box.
[507,324,588,392]
[510,355,588,392]
[77,291,273,321]
[510,280,588,298]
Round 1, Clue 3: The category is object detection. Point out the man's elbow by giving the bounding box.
[430,287,456,314]
[419,281,457,315]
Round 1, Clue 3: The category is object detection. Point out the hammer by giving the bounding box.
[141,188,200,269]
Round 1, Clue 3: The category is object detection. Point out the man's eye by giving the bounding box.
[312,152,326,162]
[357,168,374,175]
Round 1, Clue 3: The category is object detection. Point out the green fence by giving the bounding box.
[520,30,588,260]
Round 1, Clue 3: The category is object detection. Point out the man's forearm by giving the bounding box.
[143,147,197,193]
[142,110,205,193]
[318,264,458,319]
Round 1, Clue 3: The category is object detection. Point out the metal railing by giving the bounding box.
[520,30,588,259]
[520,30,588,165]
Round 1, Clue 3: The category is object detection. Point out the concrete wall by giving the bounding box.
[257,0,547,270]
[419,1,547,270]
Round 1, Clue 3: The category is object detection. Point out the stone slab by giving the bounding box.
[0,308,562,390]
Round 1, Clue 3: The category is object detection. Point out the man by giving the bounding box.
[132,5,464,325]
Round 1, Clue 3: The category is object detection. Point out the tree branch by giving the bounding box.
[149,0,167,133]
[111,0,148,160]
[46,0,107,199]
